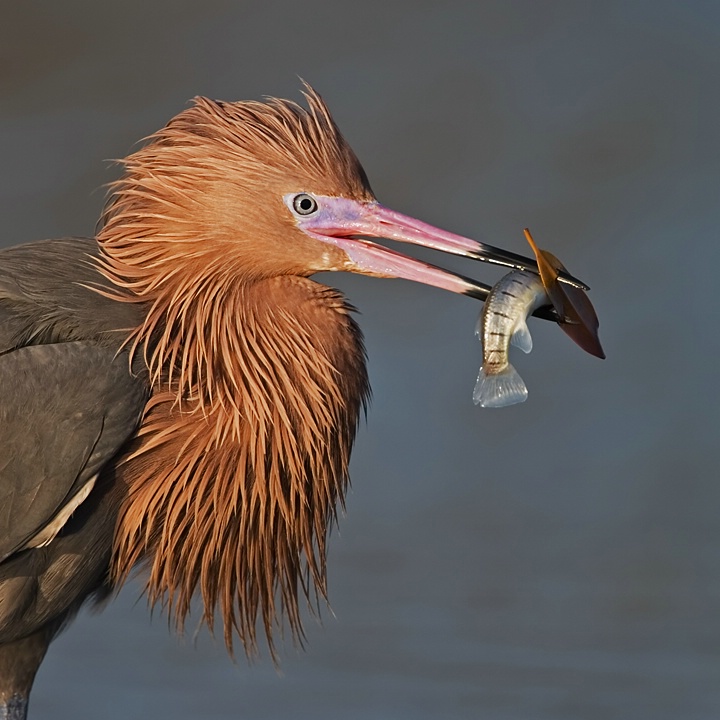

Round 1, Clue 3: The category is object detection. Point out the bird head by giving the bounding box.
[97,85,587,302]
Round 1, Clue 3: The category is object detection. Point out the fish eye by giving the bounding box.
[292,193,318,216]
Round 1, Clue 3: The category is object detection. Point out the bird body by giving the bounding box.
[0,238,148,712]
[0,234,368,712]
[0,87,576,717]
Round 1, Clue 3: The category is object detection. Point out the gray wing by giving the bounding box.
[0,342,147,562]
[0,238,145,353]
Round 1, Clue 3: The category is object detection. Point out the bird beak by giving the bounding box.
[288,195,588,304]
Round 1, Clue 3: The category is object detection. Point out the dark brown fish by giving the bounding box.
[523,228,605,359]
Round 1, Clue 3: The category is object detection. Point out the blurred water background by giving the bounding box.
[1,2,719,718]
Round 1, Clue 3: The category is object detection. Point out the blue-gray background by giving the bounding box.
[2,2,718,718]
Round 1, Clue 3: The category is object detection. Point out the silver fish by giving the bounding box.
[474,270,549,408]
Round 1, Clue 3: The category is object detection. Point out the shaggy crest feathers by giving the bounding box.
[94,88,372,657]
[95,85,373,406]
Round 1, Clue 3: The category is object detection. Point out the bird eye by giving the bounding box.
[292,193,319,216]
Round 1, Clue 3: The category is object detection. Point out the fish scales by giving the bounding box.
[474,270,549,408]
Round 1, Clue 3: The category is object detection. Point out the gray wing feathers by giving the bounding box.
[0,238,145,353]
[0,342,147,562]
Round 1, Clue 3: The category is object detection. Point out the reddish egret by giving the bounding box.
[0,86,586,718]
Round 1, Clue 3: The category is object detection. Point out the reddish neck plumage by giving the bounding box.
[108,273,369,656]
[94,88,375,656]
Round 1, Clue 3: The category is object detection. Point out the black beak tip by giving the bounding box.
[469,247,589,291]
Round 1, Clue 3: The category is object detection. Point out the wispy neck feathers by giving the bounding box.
[93,88,372,657]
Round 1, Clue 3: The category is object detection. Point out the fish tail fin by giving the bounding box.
[473,364,528,408]
[511,319,533,354]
